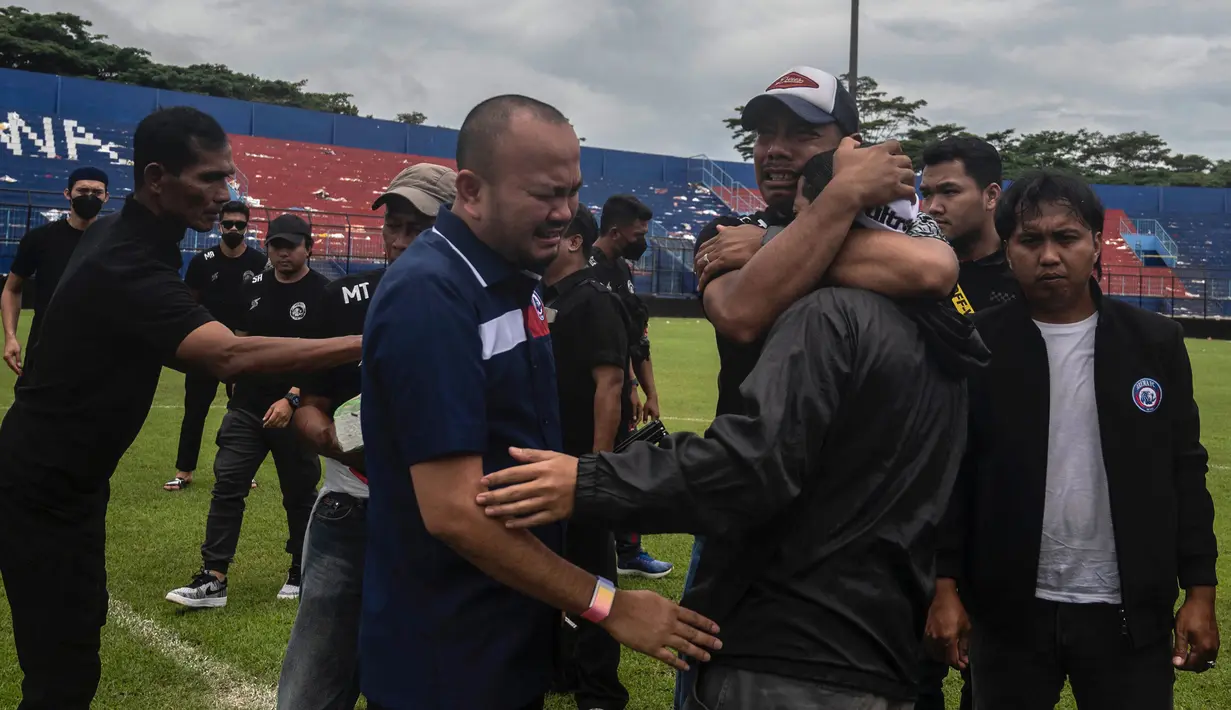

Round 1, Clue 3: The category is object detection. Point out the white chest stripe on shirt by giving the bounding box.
[433,227,487,287]
[479,309,526,361]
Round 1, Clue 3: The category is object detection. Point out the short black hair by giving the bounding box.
[133,107,229,189]
[995,169,1105,242]
[801,151,836,203]
[220,200,249,219]
[567,206,599,258]
[456,95,570,178]
[600,194,653,234]
[922,136,1003,189]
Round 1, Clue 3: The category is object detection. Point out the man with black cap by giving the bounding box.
[2,166,110,380]
[276,163,457,710]
[167,213,330,609]
[165,199,270,492]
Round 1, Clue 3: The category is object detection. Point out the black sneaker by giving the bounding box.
[166,570,227,609]
[277,566,301,600]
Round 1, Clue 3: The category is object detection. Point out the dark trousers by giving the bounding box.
[916,657,970,710]
[201,408,321,575]
[558,523,628,710]
[0,489,107,710]
[615,532,641,559]
[970,599,1175,709]
[369,699,543,710]
[175,369,229,473]
[685,666,913,710]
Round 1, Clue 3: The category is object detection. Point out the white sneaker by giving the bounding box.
[277,567,301,600]
[166,570,228,609]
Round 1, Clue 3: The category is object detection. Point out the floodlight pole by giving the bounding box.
[849,0,860,102]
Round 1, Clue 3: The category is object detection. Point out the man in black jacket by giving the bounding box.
[928,170,1220,708]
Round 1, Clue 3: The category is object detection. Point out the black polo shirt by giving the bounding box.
[0,198,213,517]
[184,244,270,331]
[587,247,650,364]
[950,248,1020,315]
[301,268,385,411]
[9,218,88,345]
[544,268,634,456]
[695,209,792,417]
[229,267,329,416]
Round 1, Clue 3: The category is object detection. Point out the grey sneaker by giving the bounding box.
[166,570,228,609]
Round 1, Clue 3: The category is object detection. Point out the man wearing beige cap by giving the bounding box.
[276,162,457,710]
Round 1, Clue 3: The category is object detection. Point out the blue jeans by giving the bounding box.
[673,536,705,710]
[277,492,367,710]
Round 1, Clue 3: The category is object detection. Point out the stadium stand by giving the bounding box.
[4,67,1231,312]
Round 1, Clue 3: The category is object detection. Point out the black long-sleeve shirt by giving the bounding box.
[573,287,990,700]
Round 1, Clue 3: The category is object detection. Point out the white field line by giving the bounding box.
[107,598,278,709]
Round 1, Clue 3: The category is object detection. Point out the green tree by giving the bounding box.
[0,6,359,115]
[396,112,427,125]
[837,74,929,144]
[723,107,756,162]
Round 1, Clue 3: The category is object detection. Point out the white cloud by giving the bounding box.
[24,0,1231,162]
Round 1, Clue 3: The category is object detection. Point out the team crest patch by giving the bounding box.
[289,301,307,321]
[1132,377,1162,413]
[531,292,546,321]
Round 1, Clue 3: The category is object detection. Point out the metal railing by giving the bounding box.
[1100,265,1231,318]
[1119,216,1178,265]
[687,155,765,215]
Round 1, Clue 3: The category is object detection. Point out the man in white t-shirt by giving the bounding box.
[928,170,1220,708]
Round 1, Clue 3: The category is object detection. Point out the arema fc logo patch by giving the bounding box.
[1132,377,1162,413]
[531,292,545,321]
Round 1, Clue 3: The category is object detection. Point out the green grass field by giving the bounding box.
[0,317,1229,709]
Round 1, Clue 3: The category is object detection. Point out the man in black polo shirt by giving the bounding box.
[1,166,109,380]
[543,205,635,710]
[916,135,1018,710]
[0,106,361,710]
[276,162,456,710]
[167,213,331,609]
[587,193,672,579]
[165,199,270,491]
[919,136,1019,316]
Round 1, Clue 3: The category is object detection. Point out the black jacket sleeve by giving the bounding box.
[573,289,854,537]
[935,406,977,582]
[1169,327,1218,588]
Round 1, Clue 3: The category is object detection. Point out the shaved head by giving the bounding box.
[456,94,571,178]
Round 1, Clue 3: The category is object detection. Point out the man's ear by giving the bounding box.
[144,163,167,196]
[454,170,484,220]
[567,235,583,253]
[985,182,1002,211]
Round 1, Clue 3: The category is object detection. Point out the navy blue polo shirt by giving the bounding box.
[358,206,564,709]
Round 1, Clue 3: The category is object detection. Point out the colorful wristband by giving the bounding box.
[581,576,616,624]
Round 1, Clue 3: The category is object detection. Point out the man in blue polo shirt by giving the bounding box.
[359,95,721,710]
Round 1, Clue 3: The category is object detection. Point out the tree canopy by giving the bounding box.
[0,6,426,122]
[725,75,1231,188]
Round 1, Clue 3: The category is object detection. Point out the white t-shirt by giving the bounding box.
[1034,312,1122,604]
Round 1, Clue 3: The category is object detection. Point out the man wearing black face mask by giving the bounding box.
[587,194,674,579]
[165,200,270,492]
[2,167,110,381]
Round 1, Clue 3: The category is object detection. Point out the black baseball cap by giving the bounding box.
[266,214,311,246]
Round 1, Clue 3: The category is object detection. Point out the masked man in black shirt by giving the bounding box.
[2,166,109,380]
[542,205,636,710]
[167,213,331,609]
[0,106,360,710]
[276,163,456,710]
[587,194,673,579]
[166,199,271,492]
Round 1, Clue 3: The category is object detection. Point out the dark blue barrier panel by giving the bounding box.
[406,125,458,160]
[251,102,333,144]
[334,114,406,153]
[714,159,756,185]
[581,149,605,183]
[600,148,667,183]
[1158,186,1231,214]
[1095,185,1162,214]
[0,70,58,113]
[662,156,690,185]
[59,75,155,126]
[155,89,254,134]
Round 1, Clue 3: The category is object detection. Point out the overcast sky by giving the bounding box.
[29,0,1231,163]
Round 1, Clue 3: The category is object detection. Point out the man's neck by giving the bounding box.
[955,225,1002,262]
[220,241,248,259]
[1031,289,1097,325]
[593,237,618,261]
[66,213,95,231]
[275,266,310,284]
[544,260,584,288]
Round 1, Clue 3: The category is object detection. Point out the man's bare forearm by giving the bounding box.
[635,357,657,397]
[828,231,959,298]
[593,380,623,453]
[1,280,21,342]
[703,186,861,343]
[210,334,361,381]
